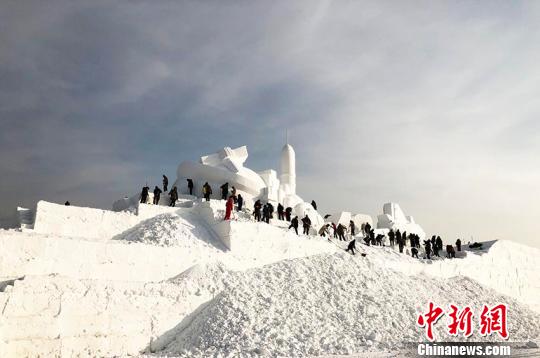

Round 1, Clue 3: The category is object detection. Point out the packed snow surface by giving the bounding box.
[1,200,539,357]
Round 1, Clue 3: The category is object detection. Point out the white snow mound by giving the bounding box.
[163,251,540,357]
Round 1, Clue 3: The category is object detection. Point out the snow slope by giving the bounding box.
[1,200,539,357]
[162,251,540,357]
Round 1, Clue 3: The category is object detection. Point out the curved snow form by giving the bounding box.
[162,251,540,357]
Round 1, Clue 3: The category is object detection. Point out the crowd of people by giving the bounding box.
[140,177,464,262]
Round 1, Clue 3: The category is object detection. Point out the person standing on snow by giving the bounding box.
[349,220,356,237]
[289,216,299,235]
[277,203,285,220]
[388,230,395,246]
[169,186,178,207]
[224,196,234,220]
[202,182,212,201]
[187,178,194,195]
[336,223,346,241]
[436,236,443,252]
[220,182,229,200]
[424,240,432,259]
[162,175,168,192]
[455,238,462,251]
[262,204,270,224]
[237,194,243,211]
[411,247,419,258]
[364,222,372,236]
[153,186,162,205]
[301,215,311,235]
[285,207,292,222]
[267,203,274,220]
[140,185,150,204]
[254,200,262,221]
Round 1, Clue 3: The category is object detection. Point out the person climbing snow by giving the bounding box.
[319,224,330,238]
[202,182,212,201]
[220,182,229,200]
[169,186,178,207]
[301,215,311,235]
[224,196,234,220]
[187,178,194,195]
[162,175,168,192]
[346,238,356,255]
[411,247,419,258]
[153,186,162,205]
[140,185,150,204]
[289,216,299,235]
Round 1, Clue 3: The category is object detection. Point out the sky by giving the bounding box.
[0,1,539,248]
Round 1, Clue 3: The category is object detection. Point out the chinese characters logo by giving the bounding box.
[417,302,508,341]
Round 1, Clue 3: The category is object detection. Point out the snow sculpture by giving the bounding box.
[174,146,267,198]
[377,203,425,239]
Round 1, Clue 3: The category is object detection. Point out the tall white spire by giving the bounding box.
[280,135,296,195]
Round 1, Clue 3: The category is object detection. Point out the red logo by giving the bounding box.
[417,303,508,341]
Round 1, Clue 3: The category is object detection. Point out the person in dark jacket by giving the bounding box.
[349,220,356,236]
[277,204,284,220]
[267,203,274,219]
[153,186,162,205]
[311,200,317,210]
[140,186,150,203]
[64,201,70,206]
[446,245,456,258]
[163,175,168,192]
[262,204,270,224]
[220,182,229,200]
[301,215,311,235]
[364,222,372,236]
[337,223,346,241]
[237,194,243,211]
[202,182,212,201]
[187,179,194,195]
[254,200,262,221]
[285,207,292,222]
[411,247,419,258]
[424,240,432,259]
[346,239,356,255]
[388,230,395,246]
[398,236,404,253]
[169,186,178,207]
[289,216,299,235]
[436,236,443,253]
[456,238,462,251]
[332,223,338,238]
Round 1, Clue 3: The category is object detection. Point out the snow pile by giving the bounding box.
[115,212,224,249]
[163,251,540,357]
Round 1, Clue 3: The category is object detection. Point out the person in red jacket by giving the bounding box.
[224,196,234,220]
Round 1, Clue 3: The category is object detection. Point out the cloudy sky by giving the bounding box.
[1,1,538,248]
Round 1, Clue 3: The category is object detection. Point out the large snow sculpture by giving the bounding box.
[377,203,425,239]
[174,146,267,198]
